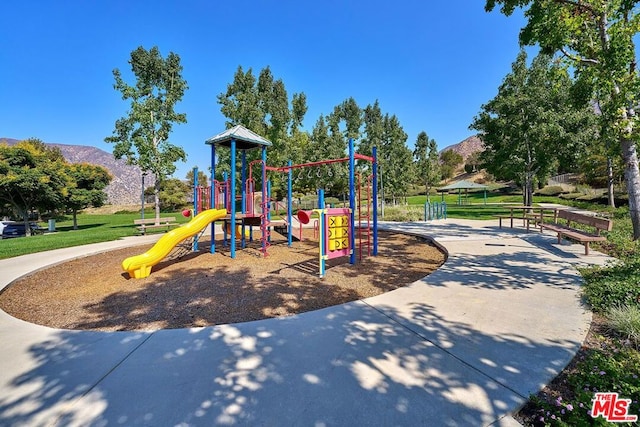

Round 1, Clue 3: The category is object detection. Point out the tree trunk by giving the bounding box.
[73,210,78,230]
[22,216,31,237]
[607,157,615,208]
[620,138,640,240]
[522,173,534,207]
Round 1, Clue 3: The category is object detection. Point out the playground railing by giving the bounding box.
[424,201,447,221]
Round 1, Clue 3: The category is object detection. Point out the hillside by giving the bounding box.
[0,138,154,205]
[440,135,484,162]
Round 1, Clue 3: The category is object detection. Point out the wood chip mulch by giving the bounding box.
[0,230,445,332]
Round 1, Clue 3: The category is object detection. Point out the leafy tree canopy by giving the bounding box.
[0,139,71,233]
[471,50,597,205]
[65,163,112,229]
[485,0,640,237]
[413,131,440,197]
[105,45,188,222]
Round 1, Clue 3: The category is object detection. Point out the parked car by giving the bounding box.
[0,221,11,235]
[0,222,43,239]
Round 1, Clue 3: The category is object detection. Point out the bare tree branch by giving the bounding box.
[559,47,599,65]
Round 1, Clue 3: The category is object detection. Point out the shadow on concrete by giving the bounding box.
[0,298,578,426]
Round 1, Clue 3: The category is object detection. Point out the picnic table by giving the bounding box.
[495,206,558,231]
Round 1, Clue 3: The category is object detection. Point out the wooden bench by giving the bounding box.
[494,214,518,229]
[134,217,179,235]
[540,210,612,255]
[524,211,558,232]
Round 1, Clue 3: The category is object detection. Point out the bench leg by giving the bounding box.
[510,217,514,228]
[498,217,502,228]
[557,233,562,244]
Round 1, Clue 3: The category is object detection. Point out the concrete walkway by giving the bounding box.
[0,219,613,426]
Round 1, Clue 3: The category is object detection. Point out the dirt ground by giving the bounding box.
[0,230,445,331]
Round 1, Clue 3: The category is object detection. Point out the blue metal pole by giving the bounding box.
[372,146,378,256]
[287,160,293,247]
[230,139,236,259]
[211,143,216,254]
[193,166,199,251]
[348,138,356,264]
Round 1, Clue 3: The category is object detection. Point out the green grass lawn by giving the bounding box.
[0,211,190,260]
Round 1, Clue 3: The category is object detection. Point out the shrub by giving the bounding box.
[382,205,423,222]
[581,259,640,312]
[324,196,342,207]
[525,333,640,426]
[534,185,564,196]
[559,192,582,200]
[607,305,640,348]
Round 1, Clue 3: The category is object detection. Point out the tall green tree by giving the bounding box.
[158,178,191,211]
[486,0,640,238]
[470,51,597,205]
[379,114,413,204]
[217,65,308,196]
[186,169,209,188]
[326,98,363,194]
[0,139,70,235]
[360,100,385,162]
[65,163,112,230]
[298,115,336,193]
[413,131,440,198]
[440,150,464,182]
[105,46,188,224]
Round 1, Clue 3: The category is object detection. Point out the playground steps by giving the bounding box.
[272,224,302,241]
[272,224,287,236]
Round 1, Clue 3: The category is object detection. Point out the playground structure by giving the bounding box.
[198,125,379,278]
[122,209,227,279]
[123,125,378,279]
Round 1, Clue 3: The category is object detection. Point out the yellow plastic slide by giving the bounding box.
[122,208,227,279]
[225,222,250,239]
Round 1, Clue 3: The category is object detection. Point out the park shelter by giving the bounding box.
[206,125,272,149]
[437,180,488,205]
[205,125,272,258]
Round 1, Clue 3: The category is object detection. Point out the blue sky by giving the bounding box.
[1,1,526,180]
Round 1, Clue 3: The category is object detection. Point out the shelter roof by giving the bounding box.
[205,125,272,149]
[437,180,488,191]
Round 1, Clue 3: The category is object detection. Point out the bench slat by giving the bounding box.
[134,217,179,235]
[134,217,176,225]
[541,210,612,255]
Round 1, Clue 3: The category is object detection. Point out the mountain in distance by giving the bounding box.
[0,137,154,205]
[2,135,486,204]
[440,135,484,162]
